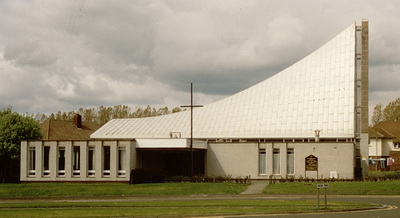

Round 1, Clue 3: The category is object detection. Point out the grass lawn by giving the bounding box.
[263,180,400,195]
[0,182,247,198]
[0,199,375,217]
[0,182,384,217]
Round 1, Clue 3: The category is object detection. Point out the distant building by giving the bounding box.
[21,20,369,182]
[40,114,101,140]
[369,121,400,171]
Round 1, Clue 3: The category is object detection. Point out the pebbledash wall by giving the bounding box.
[207,141,354,179]
[21,139,354,181]
[20,140,135,182]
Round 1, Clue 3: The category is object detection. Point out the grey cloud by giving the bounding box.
[3,41,57,67]
[0,0,399,116]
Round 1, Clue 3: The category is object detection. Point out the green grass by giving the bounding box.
[263,180,400,195]
[0,182,247,198]
[0,200,375,217]
[0,182,383,217]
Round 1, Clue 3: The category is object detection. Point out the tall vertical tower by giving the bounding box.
[355,20,369,179]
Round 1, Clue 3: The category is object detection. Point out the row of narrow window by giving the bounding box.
[259,148,294,175]
[28,146,126,177]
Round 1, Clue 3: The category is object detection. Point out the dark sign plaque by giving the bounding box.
[305,155,318,171]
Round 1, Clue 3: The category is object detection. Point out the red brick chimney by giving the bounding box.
[73,114,82,128]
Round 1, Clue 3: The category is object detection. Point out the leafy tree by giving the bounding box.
[98,106,112,125]
[32,104,182,125]
[83,108,96,123]
[0,108,42,182]
[157,107,170,116]
[113,105,130,119]
[382,98,400,122]
[172,107,183,113]
[371,103,383,126]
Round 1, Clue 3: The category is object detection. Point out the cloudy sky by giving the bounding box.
[0,0,399,118]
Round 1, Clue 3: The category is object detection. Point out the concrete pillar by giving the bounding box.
[35,142,42,179]
[110,141,118,179]
[20,141,27,180]
[80,141,88,179]
[64,141,72,179]
[266,143,273,176]
[95,141,102,179]
[49,141,57,179]
[281,145,288,176]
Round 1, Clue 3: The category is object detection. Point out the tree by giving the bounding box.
[98,106,112,125]
[382,98,400,122]
[157,107,170,116]
[371,103,383,126]
[82,108,96,123]
[172,107,183,113]
[0,108,42,182]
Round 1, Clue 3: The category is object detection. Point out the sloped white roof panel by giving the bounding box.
[92,23,356,139]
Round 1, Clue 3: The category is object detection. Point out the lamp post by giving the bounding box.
[181,83,203,179]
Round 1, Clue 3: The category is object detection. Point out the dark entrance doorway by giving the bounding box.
[138,149,206,177]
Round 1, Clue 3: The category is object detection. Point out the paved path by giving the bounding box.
[241,180,269,194]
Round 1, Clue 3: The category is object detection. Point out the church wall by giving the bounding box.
[206,141,355,180]
[294,142,354,179]
[207,142,259,178]
[20,140,133,182]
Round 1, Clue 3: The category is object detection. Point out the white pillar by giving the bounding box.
[266,143,273,176]
[20,141,28,180]
[95,141,102,179]
[49,141,57,179]
[65,141,72,179]
[281,145,288,177]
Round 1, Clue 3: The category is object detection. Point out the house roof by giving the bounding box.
[368,127,384,138]
[369,127,395,139]
[372,121,400,142]
[91,23,357,140]
[41,118,101,140]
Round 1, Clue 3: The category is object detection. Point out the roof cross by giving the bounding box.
[180,82,203,179]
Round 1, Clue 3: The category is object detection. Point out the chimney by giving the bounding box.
[73,114,82,128]
[314,130,320,142]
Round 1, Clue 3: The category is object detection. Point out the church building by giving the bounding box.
[20,20,369,182]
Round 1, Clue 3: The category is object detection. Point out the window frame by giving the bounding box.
[273,149,281,175]
[258,149,266,175]
[118,146,126,177]
[88,146,95,176]
[58,146,66,177]
[72,146,80,176]
[103,146,111,177]
[28,146,36,176]
[287,148,295,175]
[43,146,50,176]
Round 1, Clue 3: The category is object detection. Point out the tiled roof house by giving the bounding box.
[40,114,101,140]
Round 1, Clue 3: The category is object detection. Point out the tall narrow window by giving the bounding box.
[43,146,50,176]
[28,147,36,176]
[88,147,95,176]
[103,146,110,176]
[58,147,65,176]
[287,149,294,175]
[72,146,80,176]
[258,149,266,175]
[118,147,126,176]
[273,149,280,175]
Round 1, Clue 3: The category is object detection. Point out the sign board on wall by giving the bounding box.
[305,154,318,171]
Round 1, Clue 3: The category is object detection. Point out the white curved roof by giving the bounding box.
[92,23,356,139]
